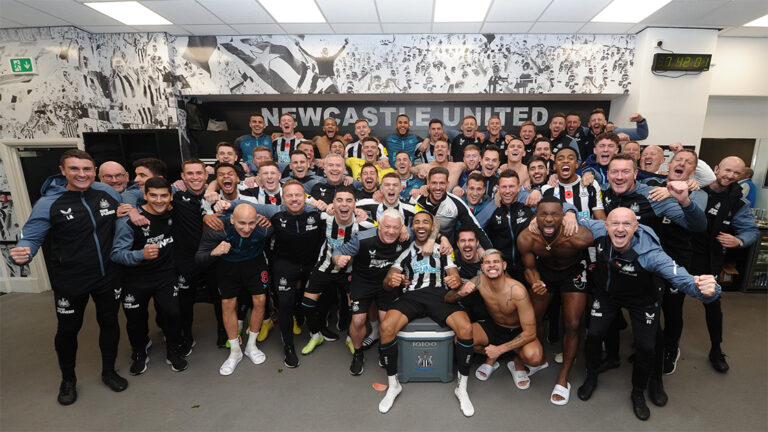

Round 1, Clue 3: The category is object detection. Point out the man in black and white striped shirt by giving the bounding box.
[357,172,417,226]
[300,186,373,356]
[377,212,475,417]
[542,148,606,221]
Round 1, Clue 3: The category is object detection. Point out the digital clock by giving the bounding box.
[652,53,712,72]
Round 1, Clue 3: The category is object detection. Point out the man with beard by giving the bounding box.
[479,145,501,199]
[377,212,474,416]
[356,163,381,200]
[483,115,509,164]
[499,138,529,187]
[542,148,605,221]
[314,117,353,159]
[461,172,492,218]
[511,120,536,164]
[518,196,594,406]
[413,140,466,192]
[577,208,719,421]
[451,116,483,162]
[445,249,546,388]
[577,109,648,160]
[202,164,258,214]
[394,150,425,201]
[234,113,272,163]
[357,172,417,226]
[689,156,758,373]
[281,150,323,193]
[345,118,389,168]
[544,112,581,160]
[384,114,423,165]
[416,118,447,164]
[525,156,550,192]
[98,161,129,193]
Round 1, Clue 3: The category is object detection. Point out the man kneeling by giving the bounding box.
[445,249,546,389]
[378,212,475,416]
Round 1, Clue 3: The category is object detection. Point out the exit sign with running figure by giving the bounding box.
[9,57,37,74]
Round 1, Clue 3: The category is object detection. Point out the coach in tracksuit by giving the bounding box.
[576,208,719,421]
[11,150,127,405]
[111,177,187,376]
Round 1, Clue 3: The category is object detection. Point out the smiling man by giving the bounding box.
[234,113,272,163]
[384,114,423,165]
[272,113,301,164]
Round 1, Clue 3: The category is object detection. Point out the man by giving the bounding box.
[577,208,720,421]
[234,113,272,163]
[445,249,546,387]
[622,141,641,162]
[739,168,756,208]
[315,117,352,158]
[346,137,395,181]
[579,132,621,189]
[11,149,127,405]
[357,172,417,226]
[532,138,554,165]
[384,114,423,165]
[690,156,759,372]
[526,156,550,192]
[518,197,594,405]
[578,109,649,160]
[111,177,188,375]
[297,140,324,177]
[413,167,493,249]
[451,115,483,162]
[245,146,275,176]
[462,172,491,216]
[377,212,475,416]
[416,118,446,164]
[394,150,424,201]
[499,138,529,187]
[479,145,501,199]
[332,209,411,375]
[345,118,389,167]
[247,161,284,205]
[205,142,247,181]
[98,161,129,193]
[282,150,323,193]
[272,113,300,164]
[483,115,508,164]
[457,145,482,189]
[195,203,271,375]
[515,120,537,163]
[638,145,667,180]
[121,158,168,217]
[202,163,258,214]
[356,163,381,200]
[310,153,351,204]
[542,148,605,221]
[413,140,466,192]
[300,186,371,355]
[565,112,584,151]
[544,112,580,160]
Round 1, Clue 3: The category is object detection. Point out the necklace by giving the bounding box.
[543,229,562,251]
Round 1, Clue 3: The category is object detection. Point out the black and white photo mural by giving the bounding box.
[170,34,635,95]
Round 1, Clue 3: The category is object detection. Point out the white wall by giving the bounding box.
[703,96,768,139]
[710,37,768,97]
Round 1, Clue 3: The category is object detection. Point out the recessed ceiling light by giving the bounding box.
[84,1,171,25]
[744,14,768,27]
[434,0,492,22]
[592,0,672,23]
[258,0,326,23]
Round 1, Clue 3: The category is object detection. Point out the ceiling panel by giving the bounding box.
[77,25,137,33]
[480,21,534,32]
[381,22,431,33]
[20,1,125,26]
[486,0,551,21]
[579,22,634,33]
[539,0,612,22]
[196,0,275,24]
[330,22,382,33]
[720,26,768,37]
[317,0,379,23]
[132,24,191,34]
[696,0,768,26]
[529,21,585,33]
[640,1,728,27]
[376,0,433,23]
[230,23,285,34]
[0,17,23,27]
[141,0,224,25]
[180,24,235,35]
[279,23,334,34]
[432,22,483,33]
[0,0,69,26]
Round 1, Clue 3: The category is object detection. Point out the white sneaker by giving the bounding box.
[454,374,475,417]
[244,346,266,365]
[219,352,243,376]
[378,378,402,414]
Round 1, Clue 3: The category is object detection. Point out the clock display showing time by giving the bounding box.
[652,53,712,72]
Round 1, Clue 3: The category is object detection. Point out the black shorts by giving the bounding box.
[306,271,352,295]
[479,320,523,346]
[217,255,269,299]
[350,280,398,315]
[272,259,313,294]
[538,259,588,294]
[390,288,464,327]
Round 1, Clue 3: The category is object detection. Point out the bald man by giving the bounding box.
[98,161,129,193]
[196,203,272,376]
[577,207,720,421]
[690,156,759,373]
[639,145,664,173]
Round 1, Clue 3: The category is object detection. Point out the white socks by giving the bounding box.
[244,330,266,365]
[229,338,241,354]
[246,330,258,351]
[369,321,380,340]
[378,375,402,414]
[454,373,475,417]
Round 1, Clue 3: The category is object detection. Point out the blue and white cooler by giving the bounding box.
[396,317,455,383]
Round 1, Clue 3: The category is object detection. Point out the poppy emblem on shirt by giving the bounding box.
[338,228,345,237]
[269,196,277,204]
[564,190,573,200]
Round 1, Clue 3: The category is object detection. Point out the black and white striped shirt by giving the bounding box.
[272,136,299,164]
[314,213,371,274]
[356,199,417,227]
[393,243,457,292]
[239,186,282,205]
[541,176,603,220]
[345,140,388,160]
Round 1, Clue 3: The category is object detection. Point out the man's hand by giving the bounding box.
[295,132,305,140]
[204,191,220,203]
[243,177,258,188]
[205,165,215,175]
[418,185,429,196]
[421,238,435,255]
[667,180,691,206]
[311,199,328,212]
[377,158,391,170]
[648,186,670,202]
[474,131,486,141]
[525,189,542,207]
[372,190,383,203]
[452,186,465,197]
[668,142,683,153]
[172,179,187,192]
[333,255,351,268]
[528,217,540,235]
[9,247,31,265]
[143,244,159,260]
[716,232,741,248]
[418,137,430,153]
[531,280,547,295]
[581,171,595,187]
[343,175,354,186]
[255,214,271,227]
[686,178,700,191]
[342,133,354,143]
[203,214,225,231]
[210,241,231,257]
[458,280,477,296]
[484,344,504,360]
[385,272,409,289]
[213,200,232,213]
[444,274,461,290]
[410,189,421,199]
[629,113,644,123]
[128,208,150,226]
[117,203,134,218]
[617,132,630,145]
[563,212,578,237]
[605,123,616,133]
[355,208,368,223]
[694,274,717,297]
[546,173,558,188]
[439,236,453,255]
[399,225,410,242]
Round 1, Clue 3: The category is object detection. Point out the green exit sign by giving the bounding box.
[9,57,36,74]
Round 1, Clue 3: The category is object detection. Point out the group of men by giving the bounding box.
[11,107,758,421]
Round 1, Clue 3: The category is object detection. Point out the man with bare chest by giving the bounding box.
[517,196,594,405]
[445,249,546,389]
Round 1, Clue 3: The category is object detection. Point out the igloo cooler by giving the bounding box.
[396,317,455,383]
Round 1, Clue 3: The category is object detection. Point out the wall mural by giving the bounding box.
[170,33,634,96]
